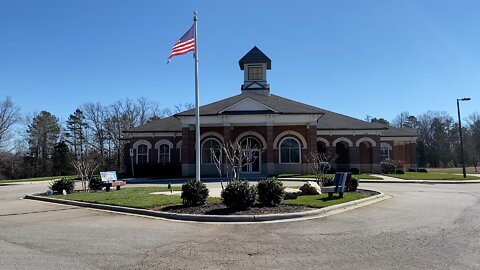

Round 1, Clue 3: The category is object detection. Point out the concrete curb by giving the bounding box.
[278,177,480,184]
[24,189,387,223]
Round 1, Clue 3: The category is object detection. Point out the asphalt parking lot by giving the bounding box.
[1,181,479,269]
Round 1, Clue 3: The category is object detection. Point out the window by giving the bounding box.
[201,138,221,164]
[137,144,148,164]
[158,144,170,164]
[248,65,263,80]
[280,137,300,163]
[380,143,392,160]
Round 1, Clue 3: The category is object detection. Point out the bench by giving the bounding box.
[104,181,127,191]
[321,172,351,199]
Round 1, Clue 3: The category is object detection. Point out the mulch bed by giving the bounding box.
[157,203,312,216]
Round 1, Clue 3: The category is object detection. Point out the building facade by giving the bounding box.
[123,47,418,177]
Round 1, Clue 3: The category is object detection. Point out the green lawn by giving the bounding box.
[386,172,480,180]
[54,186,221,209]
[53,186,370,210]
[428,167,479,174]
[0,175,77,184]
[277,173,382,180]
[282,192,370,208]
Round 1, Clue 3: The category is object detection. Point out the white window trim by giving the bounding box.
[155,139,173,164]
[133,139,152,164]
[279,137,302,164]
[201,138,223,164]
[158,144,171,164]
[380,143,393,160]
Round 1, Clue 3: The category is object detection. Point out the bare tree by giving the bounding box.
[307,152,333,186]
[0,97,20,149]
[70,154,100,192]
[211,141,263,185]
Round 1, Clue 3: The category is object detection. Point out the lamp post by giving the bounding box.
[457,97,471,178]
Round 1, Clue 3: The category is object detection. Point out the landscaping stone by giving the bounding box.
[284,188,302,199]
[300,181,322,195]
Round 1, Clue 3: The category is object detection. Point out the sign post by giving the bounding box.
[129,149,135,177]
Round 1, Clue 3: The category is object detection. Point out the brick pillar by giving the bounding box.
[371,142,382,173]
[223,125,231,144]
[410,142,417,167]
[350,145,359,170]
[266,124,274,175]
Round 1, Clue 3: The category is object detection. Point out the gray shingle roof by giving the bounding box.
[239,46,272,70]
[123,116,181,133]
[175,91,326,116]
[380,125,418,137]
[317,109,388,130]
[124,93,417,138]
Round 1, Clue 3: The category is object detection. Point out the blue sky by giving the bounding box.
[1,0,479,124]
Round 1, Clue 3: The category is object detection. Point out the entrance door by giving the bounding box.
[240,137,262,174]
[241,149,261,173]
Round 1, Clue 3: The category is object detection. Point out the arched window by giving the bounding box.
[201,138,221,164]
[380,143,393,160]
[137,144,148,164]
[280,137,301,163]
[158,144,170,164]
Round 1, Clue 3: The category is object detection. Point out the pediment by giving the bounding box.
[219,98,277,113]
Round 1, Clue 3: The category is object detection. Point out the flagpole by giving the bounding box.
[193,11,201,181]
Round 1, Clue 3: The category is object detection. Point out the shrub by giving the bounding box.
[326,168,336,174]
[89,176,103,191]
[408,168,417,172]
[395,169,405,174]
[349,168,360,175]
[381,160,396,174]
[181,179,209,206]
[221,180,257,210]
[417,168,428,173]
[50,178,75,194]
[349,177,359,191]
[322,175,334,186]
[257,178,285,206]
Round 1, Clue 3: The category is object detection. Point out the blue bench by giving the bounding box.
[321,172,349,199]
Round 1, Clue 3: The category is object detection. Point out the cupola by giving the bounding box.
[239,46,271,96]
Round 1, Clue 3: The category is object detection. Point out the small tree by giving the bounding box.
[70,154,100,192]
[211,140,263,187]
[307,152,333,187]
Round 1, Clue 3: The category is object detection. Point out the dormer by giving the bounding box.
[239,46,271,96]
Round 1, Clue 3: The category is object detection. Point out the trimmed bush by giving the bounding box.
[50,178,75,194]
[326,168,336,174]
[395,169,405,174]
[322,175,334,186]
[89,176,103,191]
[349,168,360,175]
[381,160,396,174]
[257,178,285,206]
[222,180,257,210]
[349,177,359,191]
[417,168,428,173]
[181,179,209,206]
[408,168,417,172]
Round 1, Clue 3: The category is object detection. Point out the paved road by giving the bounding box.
[1,181,479,270]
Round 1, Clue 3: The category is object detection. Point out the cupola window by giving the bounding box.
[248,65,263,81]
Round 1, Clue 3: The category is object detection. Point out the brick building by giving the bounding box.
[123,47,418,177]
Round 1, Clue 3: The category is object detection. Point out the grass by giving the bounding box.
[277,173,382,180]
[385,172,480,180]
[282,191,370,208]
[53,186,370,210]
[54,186,221,209]
[0,175,77,184]
[427,167,479,174]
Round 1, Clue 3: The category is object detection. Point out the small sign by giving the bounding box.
[100,171,118,182]
[129,149,134,157]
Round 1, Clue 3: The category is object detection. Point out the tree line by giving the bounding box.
[367,111,480,170]
[0,96,193,179]
[0,95,479,179]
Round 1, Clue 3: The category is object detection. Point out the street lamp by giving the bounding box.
[457,97,471,178]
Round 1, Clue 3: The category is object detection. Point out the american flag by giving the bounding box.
[168,24,195,63]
